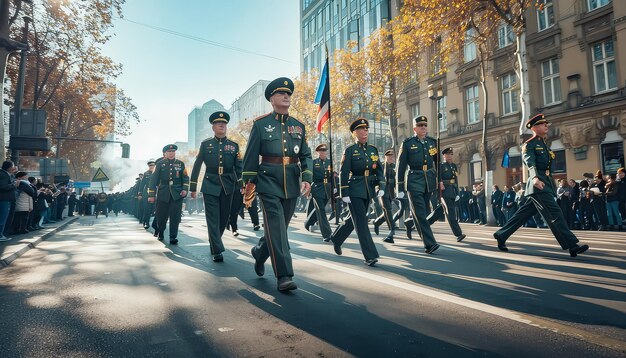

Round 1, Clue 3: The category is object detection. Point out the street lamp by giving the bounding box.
[10,15,32,165]
[428,83,444,132]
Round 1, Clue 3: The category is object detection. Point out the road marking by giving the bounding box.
[291,253,626,353]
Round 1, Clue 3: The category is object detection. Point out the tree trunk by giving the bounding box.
[515,30,531,184]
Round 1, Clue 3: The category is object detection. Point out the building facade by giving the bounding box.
[396,0,626,189]
[187,99,227,150]
[231,80,272,126]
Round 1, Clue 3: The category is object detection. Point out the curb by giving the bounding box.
[0,216,79,267]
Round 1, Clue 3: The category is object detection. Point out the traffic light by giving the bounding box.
[121,143,130,158]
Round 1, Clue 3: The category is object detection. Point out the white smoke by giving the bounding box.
[97,144,151,193]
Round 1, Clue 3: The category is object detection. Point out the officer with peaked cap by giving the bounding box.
[148,144,189,244]
[139,159,157,229]
[396,115,441,254]
[373,149,398,243]
[190,111,242,263]
[243,76,313,291]
[439,147,466,242]
[329,117,384,266]
[494,114,589,257]
[304,143,333,240]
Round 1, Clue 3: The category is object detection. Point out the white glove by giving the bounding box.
[342,197,351,204]
[333,188,337,194]
[396,191,405,199]
[377,190,385,197]
[455,195,460,202]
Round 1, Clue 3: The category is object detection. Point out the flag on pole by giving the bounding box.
[501,148,510,168]
[314,55,330,133]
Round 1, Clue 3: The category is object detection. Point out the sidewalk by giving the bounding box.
[0,216,79,267]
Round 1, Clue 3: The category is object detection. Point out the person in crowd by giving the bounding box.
[67,192,78,217]
[557,179,574,229]
[493,114,589,257]
[604,174,622,231]
[438,147,466,242]
[568,179,581,229]
[32,183,48,229]
[304,144,333,242]
[501,185,517,223]
[491,184,505,227]
[616,168,626,223]
[459,186,470,223]
[12,171,34,234]
[95,192,108,218]
[372,149,398,243]
[578,179,595,230]
[243,77,312,291]
[591,170,609,231]
[473,183,487,225]
[26,177,38,230]
[139,159,156,229]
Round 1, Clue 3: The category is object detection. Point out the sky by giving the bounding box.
[103,0,301,161]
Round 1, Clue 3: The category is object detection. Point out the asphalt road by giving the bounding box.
[0,211,624,357]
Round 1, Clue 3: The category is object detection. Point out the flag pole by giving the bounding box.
[325,46,336,217]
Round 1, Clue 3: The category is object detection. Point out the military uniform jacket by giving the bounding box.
[383,162,396,199]
[311,158,332,200]
[139,171,152,197]
[523,135,556,196]
[148,158,190,202]
[396,136,438,194]
[242,112,313,199]
[340,142,385,200]
[190,136,242,196]
[440,161,459,199]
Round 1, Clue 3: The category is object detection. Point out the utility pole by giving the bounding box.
[10,15,31,165]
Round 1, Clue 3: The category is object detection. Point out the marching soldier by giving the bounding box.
[329,118,384,266]
[373,149,397,243]
[243,77,313,291]
[304,144,333,241]
[493,114,589,257]
[396,115,441,254]
[139,159,156,229]
[439,147,466,242]
[148,144,189,244]
[190,111,242,263]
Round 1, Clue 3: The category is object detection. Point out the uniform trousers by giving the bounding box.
[203,189,233,255]
[495,191,579,249]
[443,197,463,237]
[304,194,332,239]
[331,197,379,261]
[373,195,396,230]
[141,200,153,226]
[155,198,183,239]
[253,194,297,278]
[407,190,438,250]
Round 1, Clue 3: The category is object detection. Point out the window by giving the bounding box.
[601,141,624,174]
[464,28,477,62]
[410,103,420,119]
[552,150,566,173]
[537,0,555,31]
[431,38,442,75]
[592,39,617,93]
[501,73,519,115]
[498,24,514,48]
[541,58,561,105]
[437,96,447,131]
[588,0,611,12]
[466,85,480,123]
[471,153,482,183]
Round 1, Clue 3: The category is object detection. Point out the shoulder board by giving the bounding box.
[290,116,304,126]
[201,137,214,143]
[344,143,355,151]
[368,144,379,151]
[403,136,414,144]
[524,134,538,144]
[254,112,272,121]
[426,136,437,142]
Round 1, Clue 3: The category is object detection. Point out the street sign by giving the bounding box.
[92,167,109,182]
[73,181,91,188]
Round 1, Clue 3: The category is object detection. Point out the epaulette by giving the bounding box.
[254,112,272,121]
[201,137,214,143]
[524,134,538,144]
[290,116,305,126]
[426,135,437,142]
[403,136,414,144]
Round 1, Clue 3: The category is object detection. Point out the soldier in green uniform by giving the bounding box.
[190,111,242,263]
[148,144,189,244]
[139,159,156,229]
[373,149,398,243]
[396,115,441,254]
[494,114,589,257]
[329,118,384,266]
[243,77,313,291]
[304,144,333,241]
[439,147,466,242]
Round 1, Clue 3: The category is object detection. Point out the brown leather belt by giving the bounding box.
[262,156,298,164]
[443,179,455,184]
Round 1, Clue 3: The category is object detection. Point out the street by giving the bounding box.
[0,213,625,357]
